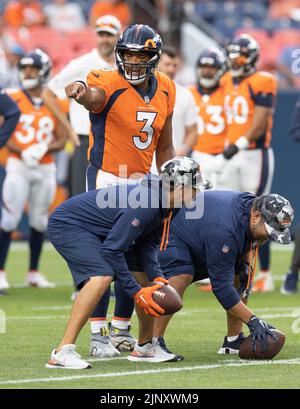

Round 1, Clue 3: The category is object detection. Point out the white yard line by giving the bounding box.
[1,358,300,386]
[11,281,72,288]
[260,313,299,319]
[6,315,68,320]
[255,306,300,312]
[86,357,129,363]
[32,306,72,311]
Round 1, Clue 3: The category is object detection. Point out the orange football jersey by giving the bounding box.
[7,88,63,164]
[223,71,277,149]
[190,84,226,155]
[87,69,176,178]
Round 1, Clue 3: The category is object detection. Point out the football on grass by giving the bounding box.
[238,329,286,360]
[146,282,183,315]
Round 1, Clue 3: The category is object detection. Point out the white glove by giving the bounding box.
[21,142,49,167]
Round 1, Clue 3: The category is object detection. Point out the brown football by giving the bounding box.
[145,282,183,315]
[238,329,286,360]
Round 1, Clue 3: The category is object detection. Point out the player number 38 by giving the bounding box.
[15,114,54,145]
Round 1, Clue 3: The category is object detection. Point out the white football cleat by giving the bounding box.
[26,272,56,288]
[0,271,10,290]
[127,337,177,363]
[253,271,275,293]
[46,344,91,369]
[89,330,121,358]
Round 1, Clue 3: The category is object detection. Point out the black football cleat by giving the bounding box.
[217,332,246,355]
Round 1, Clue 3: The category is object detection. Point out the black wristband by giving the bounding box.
[74,80,87,89]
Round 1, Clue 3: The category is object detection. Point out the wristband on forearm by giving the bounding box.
[74,80,87,89]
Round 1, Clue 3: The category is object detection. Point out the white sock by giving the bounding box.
[111,318,130,330]
[90,319,107,334]
[227,335,239,342]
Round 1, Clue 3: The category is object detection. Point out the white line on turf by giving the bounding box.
[6,315,68,320]
[1,358,300,386]
[86,357,128,363]
[260,313,299,319]
[32,306,72,311]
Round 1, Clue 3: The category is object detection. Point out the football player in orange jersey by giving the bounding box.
[217,34,277,293]
[0,49,67,289]
[190,47,227,188]
[65,24,177,361]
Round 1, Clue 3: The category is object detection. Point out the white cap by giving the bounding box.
[95,15,121,35]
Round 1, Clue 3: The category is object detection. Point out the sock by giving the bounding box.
[259,241,270,272]
[138,341,152,347]
[111,318,131,330]
[0,230,12,270]
[113,280,134,319]
[90,286,111,332]
[227,335,239,342]
[90,318,107,334]
[29,228,44,271]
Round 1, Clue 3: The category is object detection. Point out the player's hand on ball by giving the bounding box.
[247,315,278,352]
[134,284,165,318]
[65,82,86,101]
[154,276,169,285]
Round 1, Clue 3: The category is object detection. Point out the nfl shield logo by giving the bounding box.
[222,245,230,254]
[131,218,141,227]
[144,96,150,104]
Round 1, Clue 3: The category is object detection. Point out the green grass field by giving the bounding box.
[0,243,300,389]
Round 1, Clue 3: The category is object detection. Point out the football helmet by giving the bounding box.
[115,24,162,85]
[255,194,294,244]
[196,47,227,88]
[18,49,52,89]
[226,34,259,78]
[161,157,209,190]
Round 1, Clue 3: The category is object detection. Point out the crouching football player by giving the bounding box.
[153,191,294,359]
[46,157,207,369]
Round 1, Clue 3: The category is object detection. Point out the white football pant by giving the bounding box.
[1,157,56,232]
[217,148,274,195]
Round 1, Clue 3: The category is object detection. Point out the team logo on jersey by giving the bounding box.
[222,245,230,253]
[131,218,141,227]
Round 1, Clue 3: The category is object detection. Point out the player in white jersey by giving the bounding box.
[150,45,198,174]
[0,49,66,290]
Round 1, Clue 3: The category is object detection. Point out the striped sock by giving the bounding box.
[111,317,131,330]
[90,318,107,334]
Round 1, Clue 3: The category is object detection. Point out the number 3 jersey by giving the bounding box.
[223,71,277,149]
[87,69,176,177]
[6,88,64,164]
[189,83,226,155]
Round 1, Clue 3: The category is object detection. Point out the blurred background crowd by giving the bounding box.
[0,0,299,89]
